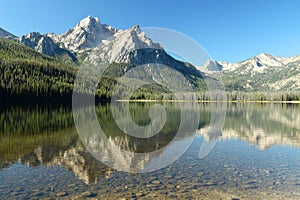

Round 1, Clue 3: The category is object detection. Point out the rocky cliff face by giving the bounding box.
[84,25,162,63]
[48,16,117,52]
[18,32,77,63]
[19,32,60,55]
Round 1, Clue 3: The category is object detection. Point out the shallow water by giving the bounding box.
[0,102,299,199]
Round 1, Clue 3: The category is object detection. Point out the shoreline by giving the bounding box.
[115,99,300,104]
[2,96,300,104]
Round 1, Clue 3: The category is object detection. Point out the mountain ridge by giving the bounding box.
[18,32,77,64]
[199,52,300,91]
[0,27,17,40]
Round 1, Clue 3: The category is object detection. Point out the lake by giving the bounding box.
[0,102,299,199]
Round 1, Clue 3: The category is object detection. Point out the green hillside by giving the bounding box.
[0,38,76,99]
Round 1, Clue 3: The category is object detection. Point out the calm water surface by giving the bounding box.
[0,102,299,199]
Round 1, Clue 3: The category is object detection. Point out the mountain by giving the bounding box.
[199,53,300,91]
[0,27,17,40]
[85,25,162,63]
[2,16,203,90]
[84,24,203,80]
[18,32,77,64]
[47,16,117,52]
[48,16,203,83]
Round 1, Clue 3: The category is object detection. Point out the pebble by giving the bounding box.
[136,192,145,197]
[81,191,97,197]
[273,181,281,185]
[247,181,256,185]
[56,192,68,197]
[151,180,161,184]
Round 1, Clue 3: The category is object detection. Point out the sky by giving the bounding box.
[1,0,300,63]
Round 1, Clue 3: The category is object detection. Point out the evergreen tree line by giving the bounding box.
[196,91,300,102]
[0,39,76,98]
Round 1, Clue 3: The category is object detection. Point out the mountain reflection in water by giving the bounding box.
[198,103,300,149]
[0,102,299,187]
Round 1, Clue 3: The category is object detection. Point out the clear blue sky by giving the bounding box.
[1,0,300,62]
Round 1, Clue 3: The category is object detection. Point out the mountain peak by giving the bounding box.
[78,15,101,28]
[257,52,271,56]
[252,52,282,67]
[255,52,274,60]
[129,25,140,31]
[54,16,117,51]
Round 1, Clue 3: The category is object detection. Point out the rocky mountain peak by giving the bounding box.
[19,32,55,56]
[55,16,117,51]
[23,32,42,40]
[252,52,283,67]
[129,25,140,31]
[256,52,272,58]
[115,25,162,50]
[77,15,101,29]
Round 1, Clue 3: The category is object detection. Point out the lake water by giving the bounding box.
[0,102,299,199]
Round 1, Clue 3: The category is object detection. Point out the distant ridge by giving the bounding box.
[199,52,300,91]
